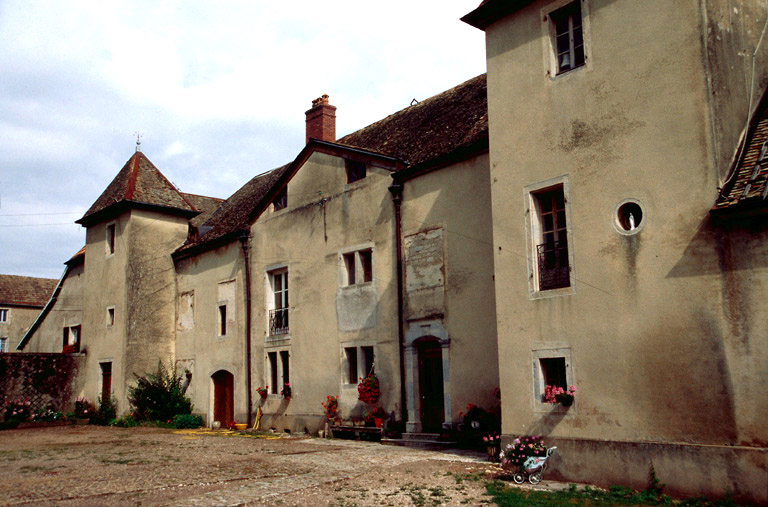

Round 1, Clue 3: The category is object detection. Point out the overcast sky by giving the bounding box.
[1,0,485,279]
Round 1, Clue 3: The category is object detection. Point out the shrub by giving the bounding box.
[110,414,139,427]
[94,394,118,425]
[357,374,380,404]
[4,399,32,422]
[73,396,95,419]
[33,408,63,422]
[128,361,192,422]
[173,414,203,429]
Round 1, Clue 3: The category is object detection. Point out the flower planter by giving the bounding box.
[555,394,574,406]
[234,423,247,431]
[74,418,90,425]
[374,418,383,428]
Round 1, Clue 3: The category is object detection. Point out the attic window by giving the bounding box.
[274,187,287,211]
[345,160,367,183]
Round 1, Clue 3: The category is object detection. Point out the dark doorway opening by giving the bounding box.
[418,340,444,432]
[212,370,234,427]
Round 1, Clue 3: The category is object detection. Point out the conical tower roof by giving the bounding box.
[77,152,198,226]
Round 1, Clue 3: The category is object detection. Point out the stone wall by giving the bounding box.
[0,353,85,418]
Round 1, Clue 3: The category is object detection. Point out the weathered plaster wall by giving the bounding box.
[250,152,399,433]
[484,0,767,501]
[1,306,43,353]
[174,242,246,425]
[23,263,84,354]
[400,153,499,429]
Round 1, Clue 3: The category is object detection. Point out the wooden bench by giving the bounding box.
[329,424,382,441]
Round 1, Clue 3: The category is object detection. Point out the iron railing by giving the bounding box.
[269,308,289,335]
[536,241,570,290]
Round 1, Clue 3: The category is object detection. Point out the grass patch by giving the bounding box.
[485,481,744,506]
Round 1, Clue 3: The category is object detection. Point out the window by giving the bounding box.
[217,280,235,338]
[551,2,584,74]
[273,187,287,211]
[62,325,81,353]
[218,305,227,336]
[533,348,573,407]
[342,345,375,384]
[267,349,290,394]
[344,347,358,384]
[269,270,289,335]
[106,223,116,255]
[340,248,374,286]
[106,307,115,327]
[268,352,278,394]
[533,186,570,291]
[345,159,367,183]
[0,337,7,353]
[100,362,112,402]
[0,308,8,323]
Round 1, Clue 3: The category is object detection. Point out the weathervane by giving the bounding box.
[134,131,143,152]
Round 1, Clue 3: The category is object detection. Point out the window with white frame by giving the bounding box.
[0,308,9,323]
[268,269,289,335]
[106,222,116,256]
[551,2,585,74]
[0,337,8,353]
[525,177,574,297]
[266,349,290,394]
[342,344,375,384]
[340,248,373,287]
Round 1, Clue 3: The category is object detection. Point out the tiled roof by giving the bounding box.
[337,74,488,170]
[77,152,200,225]
[0,274,58,307]
[713,94,768,214]
[65,246,86,266]
[175,74,488,257]
[181,193,225,227]
[174,165,289,257]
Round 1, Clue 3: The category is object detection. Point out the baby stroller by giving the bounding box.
[512,446,557,484]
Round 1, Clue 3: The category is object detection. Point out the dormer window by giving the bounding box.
[274,187,287,211]
[345,160,367,184]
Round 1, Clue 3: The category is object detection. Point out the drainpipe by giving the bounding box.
[388,180,407,426]
[239,232,253,427]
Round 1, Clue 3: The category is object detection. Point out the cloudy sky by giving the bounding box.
[1,0,485,279]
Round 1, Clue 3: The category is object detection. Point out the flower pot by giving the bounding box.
[234,423,247,431]
[374,418,383,428]
[555,394,574,406]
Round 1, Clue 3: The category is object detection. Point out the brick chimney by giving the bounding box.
[305,94,336,144]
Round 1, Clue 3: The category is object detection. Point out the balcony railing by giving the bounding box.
[537,241,570,291]
[269,308,289,335]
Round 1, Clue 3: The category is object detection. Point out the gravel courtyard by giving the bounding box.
[0,425,504,506]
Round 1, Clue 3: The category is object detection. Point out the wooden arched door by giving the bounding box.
[212,370,234,427]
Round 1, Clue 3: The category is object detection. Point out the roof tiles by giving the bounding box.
[0,274,58,307]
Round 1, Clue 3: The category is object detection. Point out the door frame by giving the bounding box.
[404,319,451,434]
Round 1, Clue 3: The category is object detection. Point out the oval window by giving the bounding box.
[615,200,644,234]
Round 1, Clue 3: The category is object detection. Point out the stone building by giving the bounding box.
[20,76,499,438]
[462,0,768,502]
[0,274,57,353]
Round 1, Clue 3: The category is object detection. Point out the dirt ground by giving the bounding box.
[0,425,524,506]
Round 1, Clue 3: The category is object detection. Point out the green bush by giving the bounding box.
[94,394,117,425]
[128,361,192,422]
[173,414,203,429]
[110,414,139,427]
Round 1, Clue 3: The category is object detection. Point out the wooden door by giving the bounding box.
[212,370,234,427]
[418,341,444,432]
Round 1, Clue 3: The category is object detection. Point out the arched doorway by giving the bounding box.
[418,340,444,432]
[211,370,234,427]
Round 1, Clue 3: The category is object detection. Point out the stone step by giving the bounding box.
[401,432,442,441]
[381,433,458,450]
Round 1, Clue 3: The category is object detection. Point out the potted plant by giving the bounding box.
[256,386,268,400]
[281,383,292,398]
[543,385,577,406]
[321,395,338,420]
[483,433,501,461]
[357,374,380,405]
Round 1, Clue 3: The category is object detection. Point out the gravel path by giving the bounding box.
[0,425,504,506]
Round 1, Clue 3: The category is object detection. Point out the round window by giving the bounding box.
[614,200,644,234]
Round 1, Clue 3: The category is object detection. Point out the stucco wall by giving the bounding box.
[400,153,499,429]
[1,306,43,353]
[484,0,768,501]
[23,263,84,354]
[250,152,399,433]
[174,242,246,425]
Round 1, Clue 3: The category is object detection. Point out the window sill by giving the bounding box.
[529,284,575,300]
[266,334,290,346]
